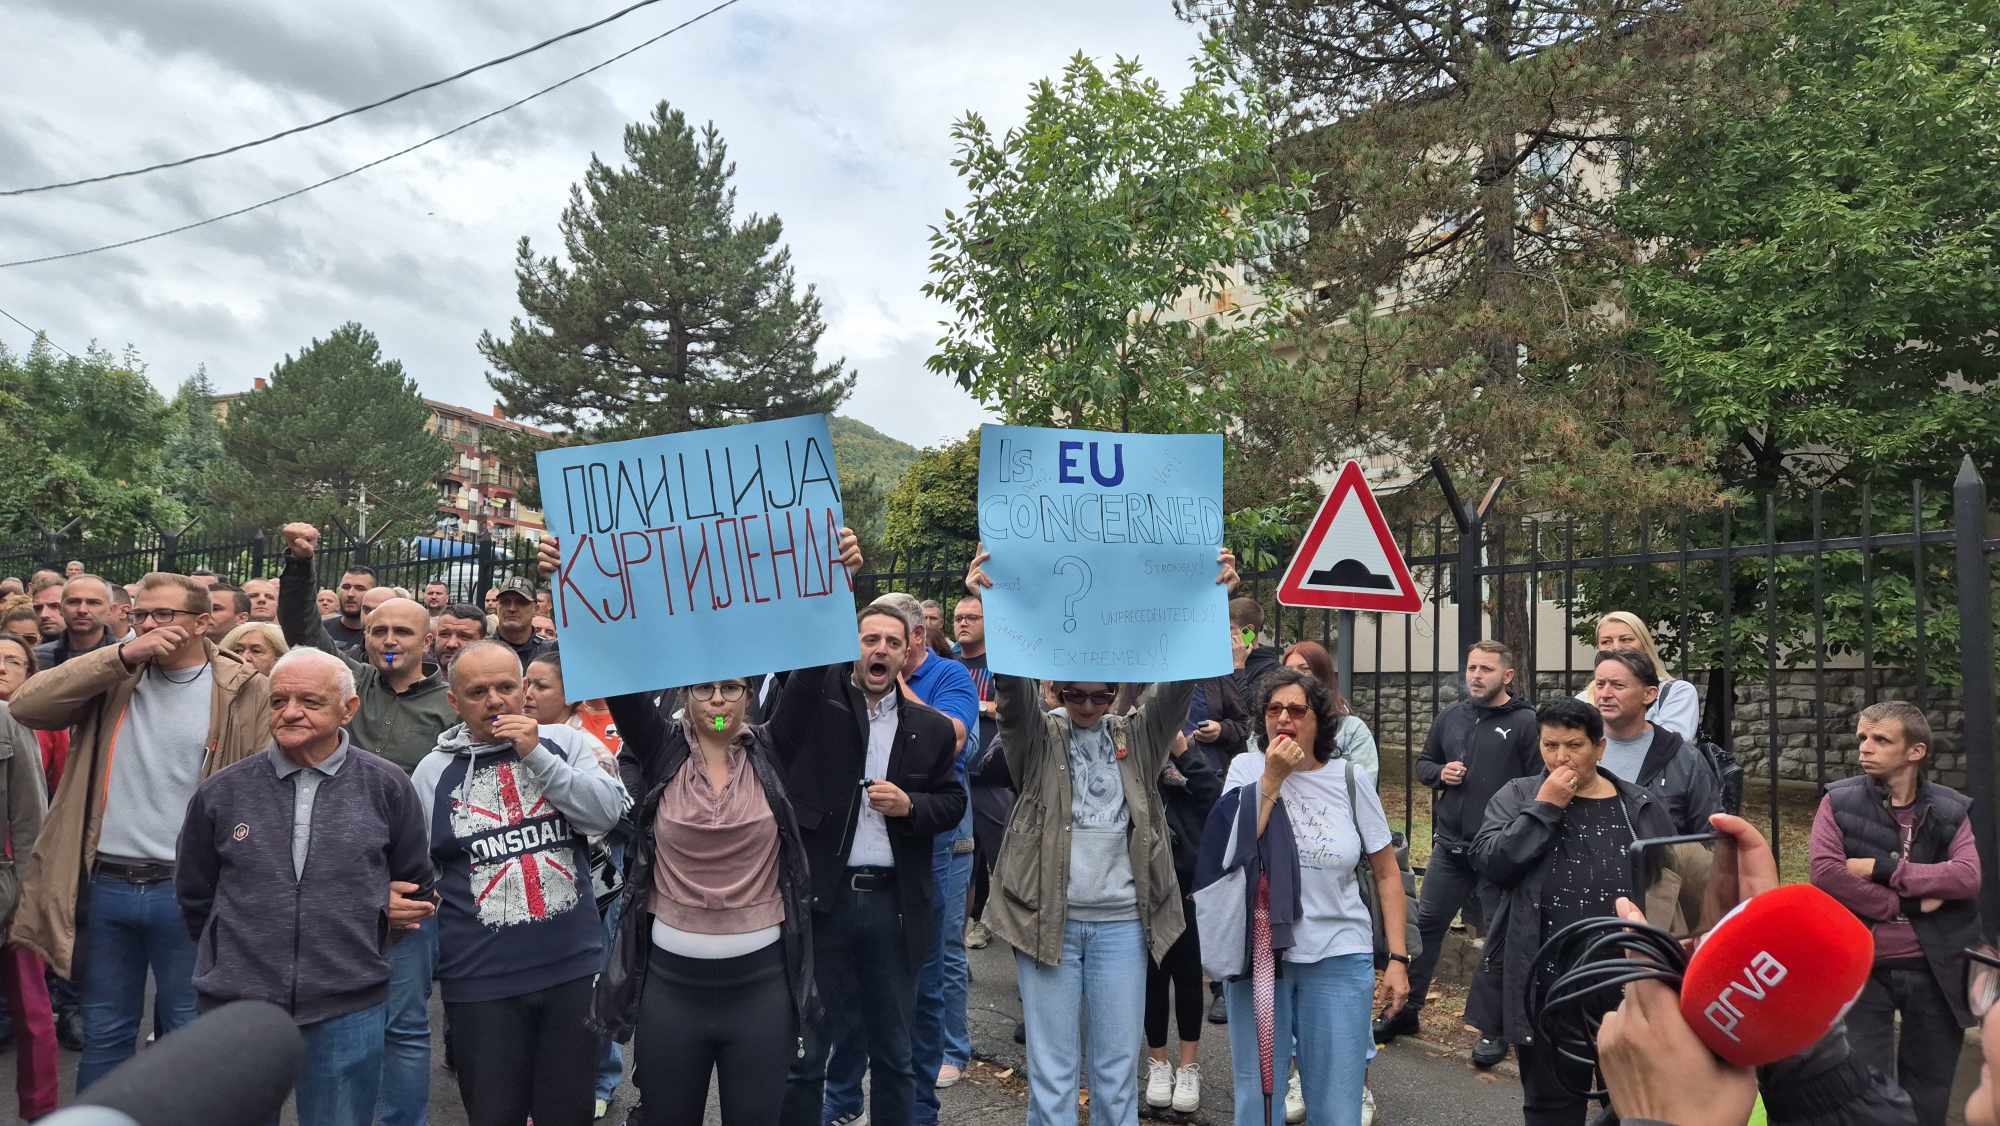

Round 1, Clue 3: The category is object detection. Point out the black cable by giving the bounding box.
[0,303,77,357]
[3,0,681,197]
[1528,914,1689,1100]
[0,0,746,271]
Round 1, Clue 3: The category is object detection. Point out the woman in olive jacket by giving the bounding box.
[966,545,1237,1126]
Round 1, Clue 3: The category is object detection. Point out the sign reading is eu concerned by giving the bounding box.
[976,424,1230,680]
[536,414,858,700]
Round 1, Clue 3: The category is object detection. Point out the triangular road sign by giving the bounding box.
[1276,460,1422,613]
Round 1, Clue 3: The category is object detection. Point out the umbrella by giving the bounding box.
[1253,872,1276,1126]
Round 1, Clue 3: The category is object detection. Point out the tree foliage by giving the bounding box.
[1186,0,1766,517]
[924,47,1309,437]
[216,323,451,536]
[830,416,919,489]
[881,432,981,565]
[1620,0,2000,492]
[481,101,854,465]
[0,340,180,544]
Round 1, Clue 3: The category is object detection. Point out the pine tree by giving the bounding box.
[480,102,854,457]
[161,366,231,516]
[216,323,451,535]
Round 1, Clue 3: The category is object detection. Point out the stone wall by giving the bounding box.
[1346,668,1968,789]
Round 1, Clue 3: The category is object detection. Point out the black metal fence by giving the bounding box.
[3,526,542,605]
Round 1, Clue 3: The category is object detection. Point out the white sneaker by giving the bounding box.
[827,1114,868,1126]
[1361,1082,1377,1126]
[1146,1057,1174,1108]
[935,1063,963,1089]
[965,919,991,949]
[1172,1062,1202,1113]
[1284,1065,1306,1123]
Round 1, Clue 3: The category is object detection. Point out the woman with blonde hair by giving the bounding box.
[1581,611,1699,741]
[218,621,287,677]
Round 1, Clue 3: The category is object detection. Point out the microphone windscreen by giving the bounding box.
[1678,883,1874,1067]
[77,1000,303,1126]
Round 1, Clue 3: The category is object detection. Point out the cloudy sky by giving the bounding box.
[0,0,1208,449]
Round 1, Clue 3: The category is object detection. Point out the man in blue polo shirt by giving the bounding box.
[822,592,978,1126]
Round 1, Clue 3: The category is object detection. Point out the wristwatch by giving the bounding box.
[1386,953,1411,966]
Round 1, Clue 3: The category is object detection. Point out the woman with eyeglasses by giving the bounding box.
[965,544,1238,1126]
[1214,665,1410,1126]
[0,633,57,1118]
[586,670,816,1125]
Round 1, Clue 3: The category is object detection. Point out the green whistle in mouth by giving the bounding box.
[713,715,727,732]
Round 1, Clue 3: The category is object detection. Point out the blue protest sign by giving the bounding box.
[976,424,1230,681]
[535,414,858,701]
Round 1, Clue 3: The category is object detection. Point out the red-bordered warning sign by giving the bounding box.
[1276,460,1422,613]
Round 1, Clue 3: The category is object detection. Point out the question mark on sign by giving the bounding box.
[1053,555,1093,634]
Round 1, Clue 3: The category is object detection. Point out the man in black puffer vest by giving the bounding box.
[1809,700,1983,1126]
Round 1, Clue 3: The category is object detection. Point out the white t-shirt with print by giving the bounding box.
[1224,751,1393,964]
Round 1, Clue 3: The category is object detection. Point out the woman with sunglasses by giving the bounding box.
[1216,665,1410,1126]
[966,544,1237,1126]
[587,671,816,1125]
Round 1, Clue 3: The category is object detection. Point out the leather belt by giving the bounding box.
[93,857,175,884]
[846,866,897,893]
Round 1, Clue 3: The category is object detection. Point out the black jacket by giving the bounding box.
[1417,696,1540,847]
[1190,675,1252,768]
[593,694,817,1047]
[1231,645,1283,706]
[1158,747,1223,893]
[1621,723,1722,837]
[1825,774,1981,1028]
[34,628,116,670]
[1473,770,1676,1046]
[765,663,965,971]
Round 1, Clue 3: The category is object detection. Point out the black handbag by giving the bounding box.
[1345,760,1422,971]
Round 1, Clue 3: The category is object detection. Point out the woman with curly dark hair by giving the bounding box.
[1215,665,1409,1126]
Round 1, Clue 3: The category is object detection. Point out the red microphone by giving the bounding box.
[1679,883,1875,1066]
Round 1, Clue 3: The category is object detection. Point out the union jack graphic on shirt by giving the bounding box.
[450,759,580,930]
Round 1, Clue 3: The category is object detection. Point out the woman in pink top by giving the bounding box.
[589,675,816,1126]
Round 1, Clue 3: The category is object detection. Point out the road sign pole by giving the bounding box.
[1336,609,1357,703]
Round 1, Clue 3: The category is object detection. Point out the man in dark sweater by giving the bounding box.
[1379,639,1540,1067]
[175,648,433,1126]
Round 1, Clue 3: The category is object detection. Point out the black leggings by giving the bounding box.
[1145,896,1204,1048]
[638,940,796,1126]
[448,976,597,1126]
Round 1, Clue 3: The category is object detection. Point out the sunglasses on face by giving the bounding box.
[1969,944,2000,1019]
[1264,703,1313,721]
[688,682,747,702]
[1061,689,1116,707]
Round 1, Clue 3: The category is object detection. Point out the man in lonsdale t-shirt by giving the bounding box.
[411,641,629,1126]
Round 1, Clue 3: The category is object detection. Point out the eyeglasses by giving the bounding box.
[131,608,200,625]
[953,614,983,624]
[1264,703,1314,721]
[1060,689,1116,707]
[1968,944,2000,1019]
[689,683,747,702]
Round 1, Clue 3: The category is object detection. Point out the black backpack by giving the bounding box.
[1700,740,1744,816]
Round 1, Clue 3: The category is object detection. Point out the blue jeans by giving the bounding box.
[1224,953,1373,1126]
[292,1003,388,1126]
[595,893,626,1103]
[1016,917,1146,1126]
[375,916,438,1126]
[911,839,974,1125]
[77,874,200,1092]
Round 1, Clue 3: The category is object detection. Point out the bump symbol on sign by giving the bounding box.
[1053,555,1093,634]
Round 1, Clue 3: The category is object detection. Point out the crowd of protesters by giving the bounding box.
[0,527,1983,1126]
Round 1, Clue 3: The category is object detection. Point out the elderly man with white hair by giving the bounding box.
[175,647,435,1126]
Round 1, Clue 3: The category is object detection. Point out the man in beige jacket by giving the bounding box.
[7,571,270,1092]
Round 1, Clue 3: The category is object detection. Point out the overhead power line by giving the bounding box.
[3,0,683,196]
[0,303,78,357]
[0,0,746,271]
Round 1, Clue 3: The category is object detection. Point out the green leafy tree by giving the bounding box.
[480,101,854,486]
[924,46,1309,437]
[1620,0,2000,493]
[216,323,451,536]
[160,366,231,515]
[0,340,179,545]
[881,432,981,565]
[829,416,920,488]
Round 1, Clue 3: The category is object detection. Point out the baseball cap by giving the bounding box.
[494,576,537,603]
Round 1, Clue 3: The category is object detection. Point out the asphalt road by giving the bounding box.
[5,942,1981,1123]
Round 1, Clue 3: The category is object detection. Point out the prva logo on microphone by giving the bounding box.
[1700,951,1788,1042]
